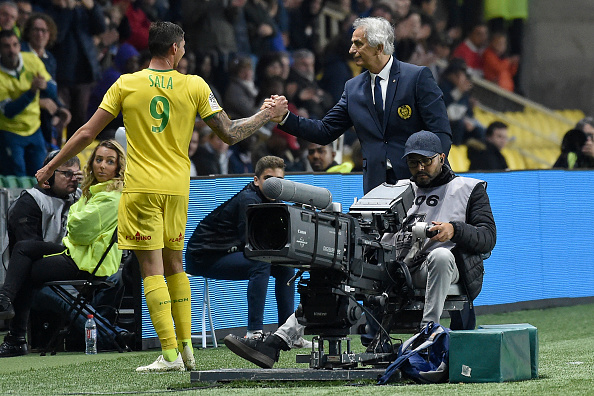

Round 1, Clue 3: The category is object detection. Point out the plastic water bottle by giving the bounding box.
[85,314,97,355]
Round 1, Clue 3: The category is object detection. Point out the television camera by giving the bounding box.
[245,178,467,369]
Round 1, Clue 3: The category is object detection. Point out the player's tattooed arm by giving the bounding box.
[205,96,288,145]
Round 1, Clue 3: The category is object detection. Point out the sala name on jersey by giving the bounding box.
[148,75,173,89]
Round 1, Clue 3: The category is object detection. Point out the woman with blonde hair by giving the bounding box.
[0,140,126,357]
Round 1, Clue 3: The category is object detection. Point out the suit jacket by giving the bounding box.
[280,58,452,194]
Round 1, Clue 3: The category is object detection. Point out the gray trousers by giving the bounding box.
[275,247,459,346]
[411,247,459,326]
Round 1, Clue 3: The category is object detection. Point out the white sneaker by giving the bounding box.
[136,353,185,372]
[181,343,196,371]
[292,336,313,349]
[244,330,264,339]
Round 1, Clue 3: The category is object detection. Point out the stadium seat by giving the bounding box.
[448,145,470,173]
[18,176,37,188]
[3,175,20,188]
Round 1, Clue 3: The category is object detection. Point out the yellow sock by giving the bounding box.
[162,348,178,362]
[143,275,178,360]
[166,272,193,350]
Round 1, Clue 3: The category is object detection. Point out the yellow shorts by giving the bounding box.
[118,192,188,251]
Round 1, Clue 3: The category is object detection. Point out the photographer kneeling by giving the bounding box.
[224,131,496,369]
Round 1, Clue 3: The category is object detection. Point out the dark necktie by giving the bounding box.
[374,75,384,125]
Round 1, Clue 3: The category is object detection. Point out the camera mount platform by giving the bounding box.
[190,367,398,383]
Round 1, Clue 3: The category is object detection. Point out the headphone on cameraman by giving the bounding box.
[43,150,60,187]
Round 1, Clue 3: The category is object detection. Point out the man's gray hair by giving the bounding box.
[353,17,395,56]
[292,48,315,61]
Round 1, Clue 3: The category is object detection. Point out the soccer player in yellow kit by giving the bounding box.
[36,21,288,372]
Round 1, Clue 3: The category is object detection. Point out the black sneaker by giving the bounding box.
[224,334,281,369]
[0,333,29,358]
[0,293,15,321]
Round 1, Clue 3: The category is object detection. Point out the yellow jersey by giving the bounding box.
[99,68,222,196]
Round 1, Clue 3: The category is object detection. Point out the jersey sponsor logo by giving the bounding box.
[148,74,173,89]
[125,231,152,241]
[398,104,412,119]
[169,233,184,243]
[208,92,221,111]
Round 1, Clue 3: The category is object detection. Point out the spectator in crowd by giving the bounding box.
[482,31,518,92]
[255,51,284,86]
[306,141,353,173]
[272,16,451,194]
[393,0,412,21]
[252,128,298,170]
[0,140,126,357]
[306,142,336,171]
[408,11,438,67]
[285,48,334,120]
[451,22,488,77]
[192,131,230,176]
[468,121,509,171]
[0,1,18,35]
[427,32,451,84]
[319,30,356,103]
[195,51,223,104]
[439,60,485,145]
[176,50,195,75]
[182,1,242,92]
[484,0,527,93]
[0,29,58,176]
[185,156,297,340]
[15,0,30,32]
[230,0,251,55]
[278,49,291,80]
[288,0,323,53]
[394,7,421,62]
[228,135,257,175]
[244,0,279,57]
[20,12,72,149]
[95,4,123,70]
[46,0,106,140]
[87,43,140,138]
[223,130,496,368]
[553,128,594,170]
[224,55,259,119]
[112,0,152,51]
[370,2,395,24]
[416,0,437,17]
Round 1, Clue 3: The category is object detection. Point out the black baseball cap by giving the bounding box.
[402,131,443,158]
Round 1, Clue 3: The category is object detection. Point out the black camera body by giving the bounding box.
[245,181,416,337]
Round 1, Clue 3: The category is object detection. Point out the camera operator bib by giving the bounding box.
[390,177,485,269]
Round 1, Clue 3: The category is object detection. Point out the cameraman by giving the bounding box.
[185,156,296,339]
[224,131,496,369]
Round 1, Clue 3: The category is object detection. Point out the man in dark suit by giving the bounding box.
[271,16,452,194]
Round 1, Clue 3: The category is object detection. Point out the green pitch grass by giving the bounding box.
[0,303,592,395]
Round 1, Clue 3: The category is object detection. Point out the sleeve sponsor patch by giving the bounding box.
[208,92,221,111]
